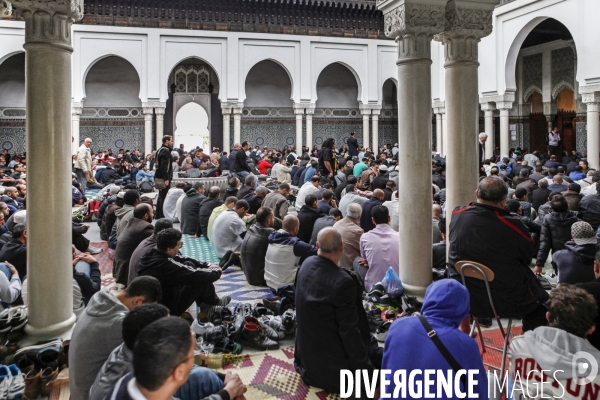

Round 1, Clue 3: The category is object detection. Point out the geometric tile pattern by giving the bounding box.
[551,47,575,98]
[0,127,26,153]
[577,121,587,153]
[81,125,145,154]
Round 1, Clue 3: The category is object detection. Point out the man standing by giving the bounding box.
[235,141,252,182]
[155,135,174,219]
[548,126,561,155]
[294,227,379,394]
[478,132,487,174]
[347,131,359,158]
[75,138,93,193]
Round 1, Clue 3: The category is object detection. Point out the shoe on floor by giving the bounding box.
[40,367,58,397]
[199,296,231,318]
[23,369,40,400]
[240,317,279,351]
[7,364,24,400]
[10,306,27,331]
[0,365,12,400]
[477,317,493,328]
[86,246,103,255]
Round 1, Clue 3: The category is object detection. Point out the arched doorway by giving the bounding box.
[175,102,210,150]
[0,53,26,153]
[380,78,398,149]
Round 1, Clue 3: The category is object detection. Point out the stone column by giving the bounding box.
[360,107,371,150]
[154,106,165,150]
[497,102,512,157]
[233,106,243,145]
[441,111,447,157]
[441,0,499,228]
[71,103,82,155]
[305,106,315,151]
[142,107,153,155]
[583,92,600,169]
[372,108,381,152]
[294,106,304,151]
[222,105,232,154]
[435,112,443,154]
[481,102,496,160]
[378,0,446,297]
[8,0,83,337]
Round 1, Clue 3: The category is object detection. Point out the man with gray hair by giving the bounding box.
[478,132,487,172]
[236,174,257,200]
[448,176,548,332]
[244,186,269,215]
[333,203,364,271]
[75,137,93,192]
[295,226,380,394]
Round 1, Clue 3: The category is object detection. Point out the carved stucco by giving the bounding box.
[523,53,542,100]
[551,47,575,98]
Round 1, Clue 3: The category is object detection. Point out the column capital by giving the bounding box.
[154,107,165,115]
[360,108,372,116]
[480,102,496,112]
[378,0,446,62]
[439,1,499,66]
[496,102,513,111]
[11,0,83,49]
[142,107,154,116]
[582,92,600,105]
[432,101,445,115]
[71,106,82,116]
[232,107,243,116]
[305,106,316,116]
[142,101,166,109]
[371,108,381,117]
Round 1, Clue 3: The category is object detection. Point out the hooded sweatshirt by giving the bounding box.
[509,327,600,399]
[553,241,597,285]
[69,289,129,400]
[380,280,487,399]
[115,204,135,239]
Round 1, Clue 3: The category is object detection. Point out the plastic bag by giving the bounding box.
[381,266,403,298]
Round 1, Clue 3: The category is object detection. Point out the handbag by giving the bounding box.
[155,178,167,190]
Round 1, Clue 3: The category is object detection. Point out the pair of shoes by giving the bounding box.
[240,316,280,350]
[0,364,25,400]
[85,246,103,255]
[23,367,57,398]
[199,296,231,319]
[14,338,63,372]
[262,297,281,315]
[374,321,392,342]
[252,304,274,318]
[0,306,28,333]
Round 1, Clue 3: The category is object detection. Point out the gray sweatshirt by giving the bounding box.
[69,289,128,400]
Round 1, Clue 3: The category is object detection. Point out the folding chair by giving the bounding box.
[456,260,513,380]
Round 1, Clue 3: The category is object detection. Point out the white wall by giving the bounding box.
[316,63,360,108]
[244,60,293,108]
[0,52,25,107]
[84,56,141,107]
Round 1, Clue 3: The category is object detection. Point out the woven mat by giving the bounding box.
[197,346,339,400]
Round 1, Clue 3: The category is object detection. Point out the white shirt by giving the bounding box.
[581,183,598,196]
[295,181,319,209]
[548,131,560,146]
[211,209,246,258]
[163,189,184,221]
[382,195,399,231]
[338,192,368,217]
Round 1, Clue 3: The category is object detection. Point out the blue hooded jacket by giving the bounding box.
[380,280,487,399]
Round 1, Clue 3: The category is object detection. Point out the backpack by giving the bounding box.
[139,181,154,193]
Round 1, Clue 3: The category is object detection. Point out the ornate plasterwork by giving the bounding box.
[523,85,543,102]
[0,0,12,18]
[552,80,575,100]
[381,3,446,62]
[439,3,495,66]
[11,0,83,48]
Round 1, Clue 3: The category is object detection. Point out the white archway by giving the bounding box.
[175,102,210,150]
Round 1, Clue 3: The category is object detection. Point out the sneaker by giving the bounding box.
[0,308,12,333]
[543,270,558,287]
[240,317,279,351]
[375,321,392,342]
[202,325,228,342]
[199,296,232,318]
[7,364,24,399]
[0,365,12,400]
[281,309,296,335]
[10,307,27,331]
[85,246,103,255]
[196,337,215,354]
[368,282,385,297]
[191,321,214,336]
[14,338,63,371]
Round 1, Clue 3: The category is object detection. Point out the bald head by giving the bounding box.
[282,215,299,234]
[3,187,17,199]
[432,204,442,218]
[373,189,385,201]
[317,227,343,255]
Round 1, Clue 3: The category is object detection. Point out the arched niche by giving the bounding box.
[315,63,360,109]
[0,53,25,108]
[84,56,141,107]
[244,60,293,108]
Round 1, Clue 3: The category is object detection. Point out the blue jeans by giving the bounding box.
[0,263,12,308]
[74,260,91,277]
[175,366,224,400]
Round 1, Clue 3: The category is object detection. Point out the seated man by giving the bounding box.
[359,188,384,233]
[180,182,206,236]
[264,215,317,290]
[509,285,600,399]
[199,186,223,238]
[0,223,26,280]
[333,203,364,270]
[553,221,597,285]
[163,183,186,222]
[243,186,269,215]
[448,176,548,331]
[105,317,247,400]
[207,196,236,241]
[380,280,487,398]
[432,217,447,272]
[221,177,240,200]
[294,228,380,394]
[309,208,342,245]
[211,200,249,258]
[261,183,290,220]
[128,219,173,285]
[296,194,323,244]
[240,207,275,286]
[338,184,369,217]
[135,164,154,183]
[317,189,337,215]
[356,206,399,291]
[69,276,162,400]
[236,174,256,201]
[295,176,321,209]
[113,204,154,286]
[137,229,228,316]
[0,261,21,312]
[115,190,140,239]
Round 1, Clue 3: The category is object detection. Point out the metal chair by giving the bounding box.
[456,260,513,380]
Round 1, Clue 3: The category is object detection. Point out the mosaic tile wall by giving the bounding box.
[80,125,145,153]
[0,127,26,153]
[577,121,587,153]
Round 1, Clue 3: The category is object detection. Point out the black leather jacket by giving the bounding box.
[240,223,274,286]
[536,211,579,266]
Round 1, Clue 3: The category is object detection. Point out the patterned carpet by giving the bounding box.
[93,234,273,304]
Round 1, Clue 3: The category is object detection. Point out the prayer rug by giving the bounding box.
[198,346,340,400]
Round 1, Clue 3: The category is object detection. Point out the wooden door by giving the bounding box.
[557,111,577,153]
[530,112,548,153]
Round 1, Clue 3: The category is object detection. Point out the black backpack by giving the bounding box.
[139,181,153,193]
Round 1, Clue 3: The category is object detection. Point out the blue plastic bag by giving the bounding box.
[382,266,403,298]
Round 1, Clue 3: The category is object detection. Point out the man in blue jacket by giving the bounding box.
[380,279,487,399]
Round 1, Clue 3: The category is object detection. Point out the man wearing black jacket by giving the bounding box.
[137,228,227,316]
[347,131,359,158]
[448,176,549,332]
[198,187,223,237]
[155,135,174,219]
[235,141,252,182]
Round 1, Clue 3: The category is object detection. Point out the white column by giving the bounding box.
[441,111,447,157]
[222,105,231,154]
[233,106,242,145]
[497,103,512,157]
[583,92,600,169]
[442,0,499,230]
[71,103,82,155]
[155,107,165,150]
[360,108,371,150]
[305,106,315,151]
[294,106,304,151]
[9,0,82,337]
[481,103,496,160]
[435,112,443,154]
[372,108,381,152]
[378,0,446,297]
[143,107,153,155]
